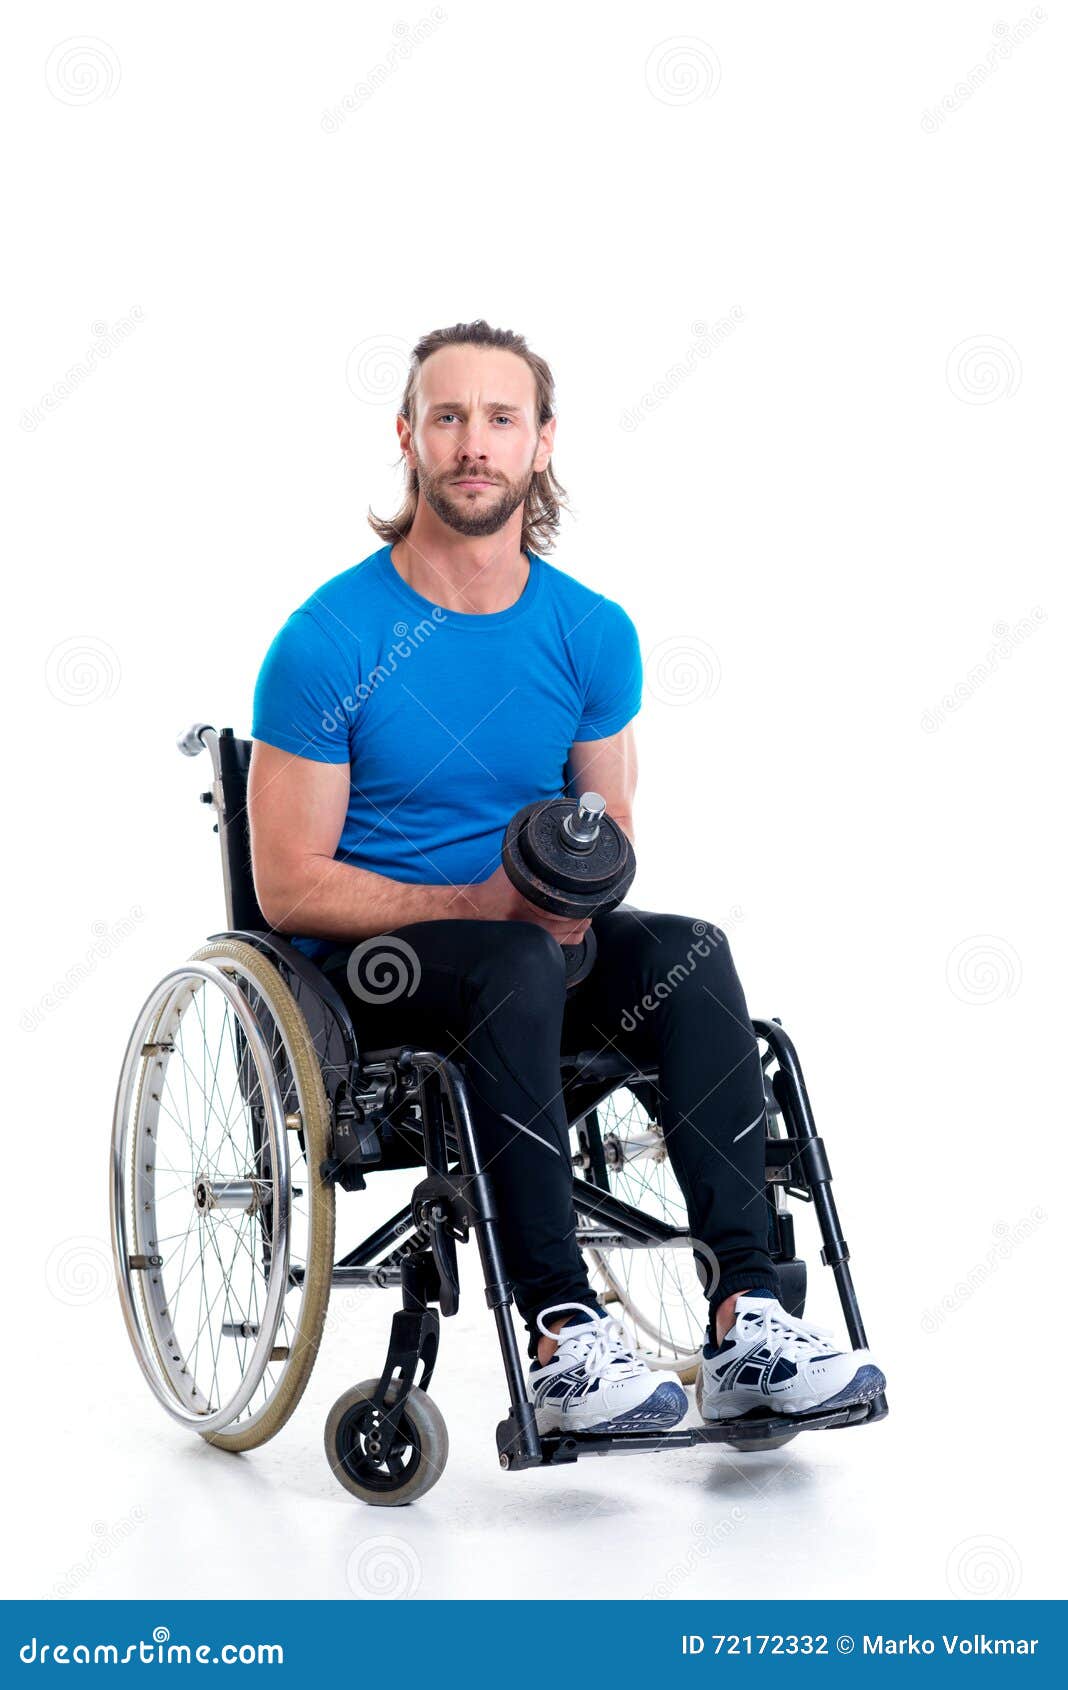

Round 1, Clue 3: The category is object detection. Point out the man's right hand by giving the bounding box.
[464,865,592,948]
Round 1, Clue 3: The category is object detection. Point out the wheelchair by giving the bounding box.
[108,723,887,1506]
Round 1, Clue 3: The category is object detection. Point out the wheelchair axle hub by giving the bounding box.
[192,1174,265,1215]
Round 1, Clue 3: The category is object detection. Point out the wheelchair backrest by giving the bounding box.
[215,730,270,931]
[183,725,270,932]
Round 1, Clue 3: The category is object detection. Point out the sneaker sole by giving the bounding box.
[537,1381,689,1436]
[701,1364,886,1421]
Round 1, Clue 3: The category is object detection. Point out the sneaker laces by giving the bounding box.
[535,1302,645,1382]
[741,1300,839,1359]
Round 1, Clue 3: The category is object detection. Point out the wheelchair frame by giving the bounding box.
[153,723,887,1483]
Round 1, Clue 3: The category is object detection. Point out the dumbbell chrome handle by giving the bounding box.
[561,791,605,849]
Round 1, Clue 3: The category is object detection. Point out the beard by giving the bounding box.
[417,455,533,538]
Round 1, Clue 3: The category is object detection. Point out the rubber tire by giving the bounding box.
[325,1380,448,1506]
[725,1432,799,1453]
[131,939,336,1452]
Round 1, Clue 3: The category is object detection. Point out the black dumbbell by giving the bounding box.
[502,792,637,988]
[561,928,598,989]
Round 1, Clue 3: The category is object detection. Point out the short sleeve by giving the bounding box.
[251,607,356,763]
[573,598,643,741]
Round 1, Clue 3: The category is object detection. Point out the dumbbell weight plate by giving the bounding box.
[562,928,597,989]
[503,799,636,918]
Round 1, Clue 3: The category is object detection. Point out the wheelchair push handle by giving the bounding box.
[177,721,214,757]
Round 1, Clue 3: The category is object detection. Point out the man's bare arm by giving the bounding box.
[565,721,637,846]
[248,741,480,941]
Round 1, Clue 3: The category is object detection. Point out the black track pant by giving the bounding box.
[320,906,779,1353]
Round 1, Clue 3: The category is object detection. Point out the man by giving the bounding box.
[248,318,886,1435]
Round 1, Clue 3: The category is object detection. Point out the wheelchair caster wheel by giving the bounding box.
[325,1379,448,1506]
[724,1431,798,1453]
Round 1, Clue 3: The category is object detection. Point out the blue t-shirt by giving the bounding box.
[250,542,643,958]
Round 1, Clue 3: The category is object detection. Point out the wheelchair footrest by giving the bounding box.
[536,1393,888,1465]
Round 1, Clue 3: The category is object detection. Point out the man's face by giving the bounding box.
[403,345,554,539]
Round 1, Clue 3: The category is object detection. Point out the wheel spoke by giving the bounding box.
[117,953,330,1440]
[582,1086,706,1365]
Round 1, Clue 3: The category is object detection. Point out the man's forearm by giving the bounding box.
[613,810,635,848]
[260,856,479,942]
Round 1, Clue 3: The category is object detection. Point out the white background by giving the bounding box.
[4,1,1064,1603]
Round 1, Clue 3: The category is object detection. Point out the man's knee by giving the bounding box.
[635,911,739,990]
[468,919,568,1000]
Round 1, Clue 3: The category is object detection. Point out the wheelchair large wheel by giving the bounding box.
[110,938,335,1450]
[578,1084,706,1384]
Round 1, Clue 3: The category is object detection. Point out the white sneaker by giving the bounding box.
[698,1291,886,1419]
[529,1302,689,1434]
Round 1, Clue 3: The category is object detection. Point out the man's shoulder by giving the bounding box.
[292,544,389,636]
[252,548,390,753]
[537,551,635,644]
[262,544,392,672]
